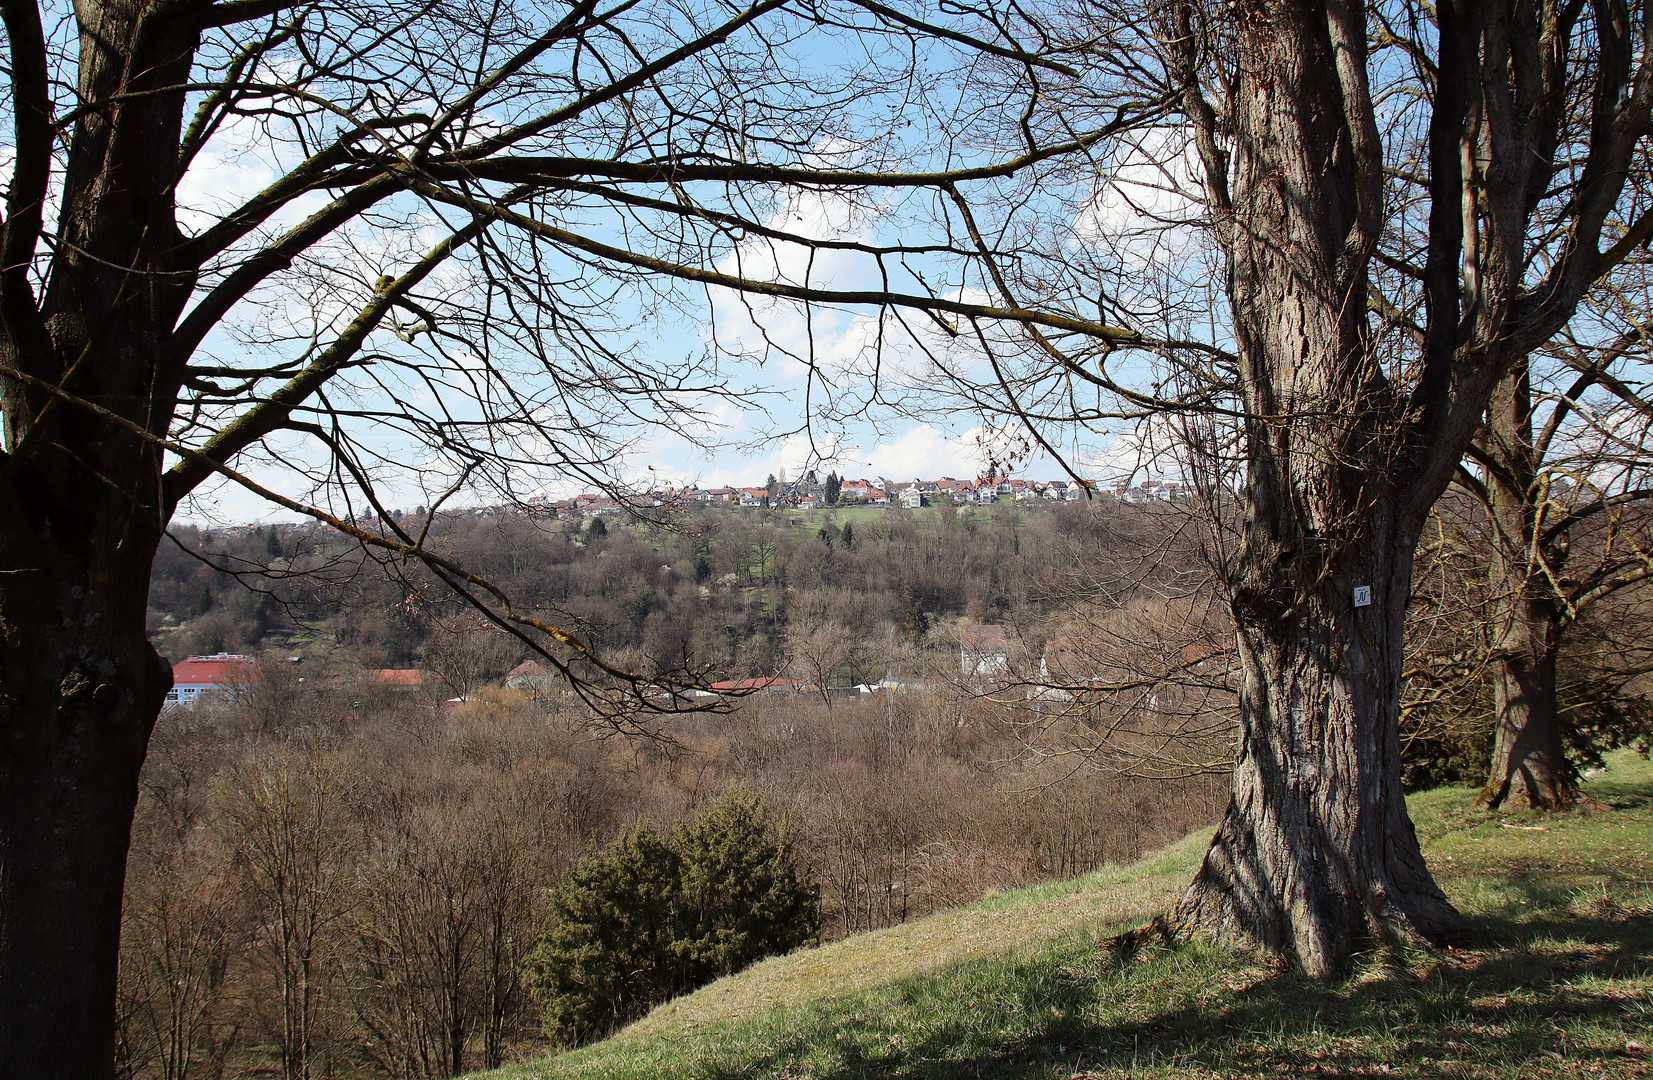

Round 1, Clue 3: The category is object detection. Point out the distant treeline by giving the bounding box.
[148,501,1180,681]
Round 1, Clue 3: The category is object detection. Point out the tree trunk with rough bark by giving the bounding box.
[1174,505,1463,973]
[1481,613,1571,809]
[0,0,194,1069]
[1477,367,1574,810]
[1169,0,1465,973]
[0,432,173,1075]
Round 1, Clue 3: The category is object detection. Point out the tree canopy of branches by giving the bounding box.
[1403,482,1653,797]
[0,0,1166,1070]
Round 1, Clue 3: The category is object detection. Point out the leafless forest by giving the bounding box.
[128,500,1240,1077]
[126,492,1651,1078]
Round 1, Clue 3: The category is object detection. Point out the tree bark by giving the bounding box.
[1480,616,1571,809]
[1169,0,1464,972]
[0,456,171,1077]
[1477,367,1575,810]
[0,0,194,1068]
[1174,535,1462,973]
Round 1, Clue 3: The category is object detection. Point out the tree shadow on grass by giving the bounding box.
[1580,760,1653,810]
[673,903,1652,1080]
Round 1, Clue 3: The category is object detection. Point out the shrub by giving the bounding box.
[525,792,818,1046]
[669,792,820,984]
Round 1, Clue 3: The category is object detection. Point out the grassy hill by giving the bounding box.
[486,754,1653,1079]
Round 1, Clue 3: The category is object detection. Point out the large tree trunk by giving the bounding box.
[0,2,195,1070]
[1480,613,1571,809]
[1169,0,1463,973]
[1477,366,1574,810]
[0,458,170,1077]
[1174,526,1462,973]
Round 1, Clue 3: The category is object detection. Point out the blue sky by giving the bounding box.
[117,0,1209,525]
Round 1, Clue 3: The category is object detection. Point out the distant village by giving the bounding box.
[523,473,1186,519]
[195,474,1189,541]
[162,472,1190,710]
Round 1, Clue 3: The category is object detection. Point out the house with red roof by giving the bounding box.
[165,653,256,708]
[505,659,559,699]
[960,625,1022,679]
[691,677,804,696]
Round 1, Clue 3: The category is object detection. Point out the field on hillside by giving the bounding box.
[489,753,1653,1080]
[776,502,1025,529]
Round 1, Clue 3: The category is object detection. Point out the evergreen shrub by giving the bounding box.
[524,791,818,1045]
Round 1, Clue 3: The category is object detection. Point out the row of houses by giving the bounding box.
[219,474,1189,546]
[684,475,1184,510]
[538,475,1141,516]
[164,653,429,708]
[169,653,576,710]
[165,655,894,711]
[312,476,1186,532]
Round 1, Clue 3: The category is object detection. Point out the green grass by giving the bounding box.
[486,753,1653,1079]
[782,505,894,527]
[777,502,1037,529]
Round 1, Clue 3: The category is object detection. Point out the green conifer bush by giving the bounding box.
[525,792,818,1045]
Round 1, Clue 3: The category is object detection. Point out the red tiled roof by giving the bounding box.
[960,624,1016,649]
[171,654,255,687]
[706,677,803,691]
[365,669,423,685]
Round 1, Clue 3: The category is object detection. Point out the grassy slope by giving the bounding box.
[491,754,1653,1079]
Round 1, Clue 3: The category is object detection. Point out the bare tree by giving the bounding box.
[421,620,519,702]
[1160,0,1653,972]
[996,497,1238,782]
[1405,475,1653,801]
[1466,309,1653,808]
[344,760,562,1079]
[117,823,244,1080]
[219,748,353,1080]
[0,0,1168,1068]
[786,618,857,704]
[905,0,1653,972]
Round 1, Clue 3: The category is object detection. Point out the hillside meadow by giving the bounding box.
[484,752,1653,1080]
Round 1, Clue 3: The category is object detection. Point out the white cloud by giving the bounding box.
[1073,125,1205,248]
[706,188,884,369]
[861,424,993,480]
[1076,416,1193,485]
